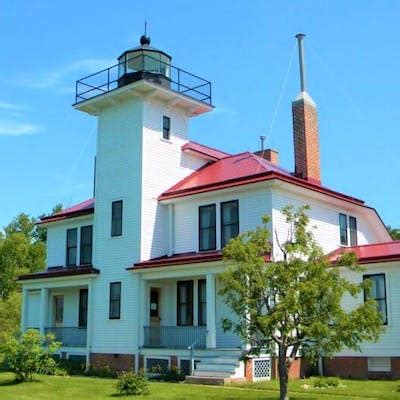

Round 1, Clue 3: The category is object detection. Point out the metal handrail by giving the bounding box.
[74,52,212,106]
[188,337,202,376]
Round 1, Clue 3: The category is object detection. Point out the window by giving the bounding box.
[54,296,64,323]
[80,226,93,265]
[221,200,239,247]
[198,279,207,326]
[177,281,193,326]
[79,289,88,327]
[199,204,216,251]
[150,288,159,318]
[66,228,78,266]
[163,116,171,140]
[111,200,123,237]
[109,282,121,319]
[349,216,358,246]
[339,213,348,246]
[364,274,387,324]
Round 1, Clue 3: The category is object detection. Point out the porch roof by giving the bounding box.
[18,265,100,281]
[130,251,223,269]
[328,240,400,265]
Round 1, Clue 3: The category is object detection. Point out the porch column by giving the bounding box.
[86,280,93,369]
[206,273,216,349]
[39,288,49,336]
[168,204,175,257]
[21,288,29,332]
[138,277,148,348]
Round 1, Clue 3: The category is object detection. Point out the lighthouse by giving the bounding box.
[73,34,213,355]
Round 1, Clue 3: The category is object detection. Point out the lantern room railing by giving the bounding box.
[74,52,212,106]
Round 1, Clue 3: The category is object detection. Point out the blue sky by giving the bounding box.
[1,0,399,229]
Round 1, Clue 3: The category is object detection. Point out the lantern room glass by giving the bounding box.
[118,50,171,79]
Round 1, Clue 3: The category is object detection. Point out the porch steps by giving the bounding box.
[185,376,246,385]
[185,350,244,384]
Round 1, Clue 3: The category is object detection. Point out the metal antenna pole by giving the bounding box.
[260,135,266,151]
[295,33,306,92]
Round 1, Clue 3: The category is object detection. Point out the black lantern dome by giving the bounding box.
[117,35,172,88]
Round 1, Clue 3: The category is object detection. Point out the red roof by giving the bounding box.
[39,198,94,224]
[129,250,271,270]
[328,241,400,264]
[181,140,230,161]
[130,251,224,269]
[18,265,100,281]
[159,152,365,205]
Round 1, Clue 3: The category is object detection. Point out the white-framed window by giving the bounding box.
[339,213,357,246]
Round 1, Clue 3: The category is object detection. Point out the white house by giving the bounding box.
[18,33,399,382]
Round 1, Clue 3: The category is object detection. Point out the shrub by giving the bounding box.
[56,358,86,376]
[1,329,63,382]
[150,366,184,382]
[115,370,149,396]
[85,364,117,378]
[312,376,340,388]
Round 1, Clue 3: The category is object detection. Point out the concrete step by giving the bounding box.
[198,357,240,364]
[196,363,237,372]
[185,376,228,385]
[193,370,232,378]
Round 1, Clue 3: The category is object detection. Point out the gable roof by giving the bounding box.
[159,152,365,205]
[328,241,400,264]
[39,198,94,224]
[181,140,230,161]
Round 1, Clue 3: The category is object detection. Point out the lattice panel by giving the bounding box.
[180,359,191,376]
[146,358,169,375]
[253,358,271,380]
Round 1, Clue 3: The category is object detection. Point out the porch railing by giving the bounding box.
[45,327,87,347]
[143,326,206,349]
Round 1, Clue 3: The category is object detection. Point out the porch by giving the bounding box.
[20,273,96,350]
[136,267,242,351]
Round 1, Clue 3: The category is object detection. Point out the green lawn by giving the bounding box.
[0,372,399,400]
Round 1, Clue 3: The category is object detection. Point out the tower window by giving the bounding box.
[109,282,121,319]
[163,116,171,140]
[111,200,123,237]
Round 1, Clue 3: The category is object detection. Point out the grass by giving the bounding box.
[0,372,399,400]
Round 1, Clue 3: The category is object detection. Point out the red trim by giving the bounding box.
[129,251,271,270]
[159,169,365,205]
[130,251,223,269]
[18,265,100,281]
[181,141,230,161]
[328,240,400,265]
[39,198,94,224]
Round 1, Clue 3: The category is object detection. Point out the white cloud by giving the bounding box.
[0,121,40,136]
[0,102,23,111]
[11,58,115,91]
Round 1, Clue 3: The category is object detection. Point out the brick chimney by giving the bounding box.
[292,34,321,184]
[254,148,279,165]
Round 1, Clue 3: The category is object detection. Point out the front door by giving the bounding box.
[149,288,161,346]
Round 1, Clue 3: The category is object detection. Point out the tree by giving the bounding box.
[387,226,400,240]
[220,205,383,400]
[1,329,62,382]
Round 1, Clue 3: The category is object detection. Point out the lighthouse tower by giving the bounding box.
[74,34,213,356]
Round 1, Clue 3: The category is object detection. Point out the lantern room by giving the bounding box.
[117,35,172,88]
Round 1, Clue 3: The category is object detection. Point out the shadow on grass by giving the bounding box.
[0,379,25,387]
